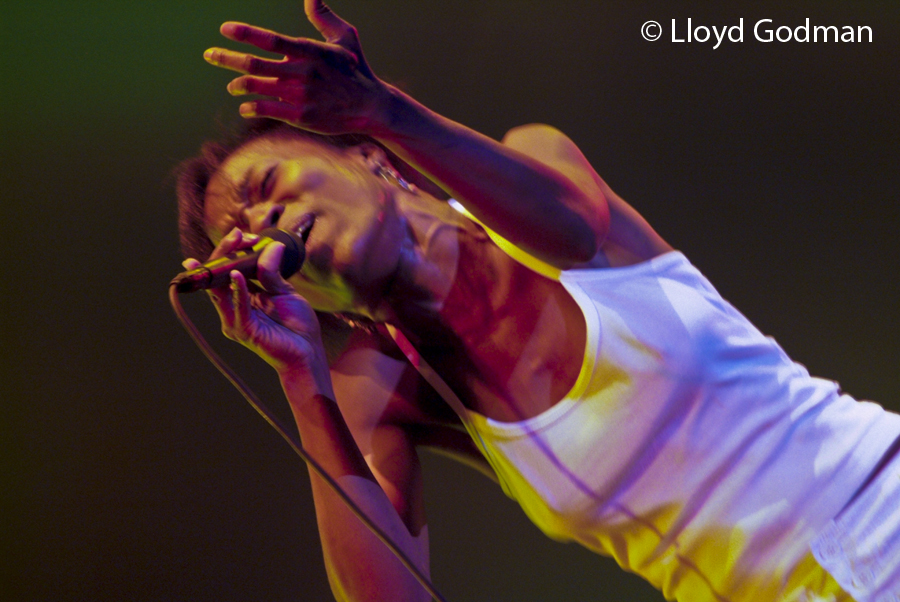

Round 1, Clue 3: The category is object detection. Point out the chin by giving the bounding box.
[344,269,400,322]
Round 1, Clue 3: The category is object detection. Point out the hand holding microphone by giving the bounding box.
[175,226,333,385]
[172,227,306,293]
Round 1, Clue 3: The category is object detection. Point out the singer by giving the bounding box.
[176,2,900,601]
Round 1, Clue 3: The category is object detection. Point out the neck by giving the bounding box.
[368,194,450,314]
[378,198,583,421]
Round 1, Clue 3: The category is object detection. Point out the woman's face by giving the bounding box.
[204,134,407,314]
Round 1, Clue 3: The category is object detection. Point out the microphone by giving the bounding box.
[171,228,306,293]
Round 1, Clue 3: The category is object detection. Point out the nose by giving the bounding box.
[244,203,285,234]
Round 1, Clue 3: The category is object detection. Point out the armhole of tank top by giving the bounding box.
[383,323,515,490]
[435,200,602,432]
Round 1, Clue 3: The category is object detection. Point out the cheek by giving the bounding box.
[350,194,405,278]
[324,186,390,258]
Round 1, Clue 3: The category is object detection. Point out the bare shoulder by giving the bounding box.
[502,124,603,201]
[503,124,672,266]
[502,123,586,160]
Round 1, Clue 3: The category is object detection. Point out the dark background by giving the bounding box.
[4,1,898,600]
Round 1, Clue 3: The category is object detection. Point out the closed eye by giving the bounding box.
[237,165,276,205]
[260,165,277,200]
[237,169,253,205]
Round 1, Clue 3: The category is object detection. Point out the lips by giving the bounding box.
[293,213,315,242]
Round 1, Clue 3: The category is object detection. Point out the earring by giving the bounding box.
[376,164,417,193]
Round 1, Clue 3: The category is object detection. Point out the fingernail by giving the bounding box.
[203,48,222,67]
[239,103,257,117]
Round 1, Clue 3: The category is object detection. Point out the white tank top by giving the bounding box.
[389,206,900,601]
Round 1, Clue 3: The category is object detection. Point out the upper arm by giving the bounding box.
[501,124,611,263]
[502,124,607,204]
[505,124,673,264]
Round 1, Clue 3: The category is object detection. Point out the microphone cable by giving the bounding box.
[169,283,449,602]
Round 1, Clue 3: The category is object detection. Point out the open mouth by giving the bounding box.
[294,213,315,242]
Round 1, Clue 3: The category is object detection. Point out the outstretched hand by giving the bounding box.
[204,0,389,135]
[183,228,334,397]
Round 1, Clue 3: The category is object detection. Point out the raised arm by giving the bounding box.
[203,0,609,269]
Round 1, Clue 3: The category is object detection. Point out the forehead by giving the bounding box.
[203,135,343,240]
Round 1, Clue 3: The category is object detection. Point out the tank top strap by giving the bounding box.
[447,199,562,281]
[384,323,473,423]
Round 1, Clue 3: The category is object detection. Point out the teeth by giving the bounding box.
[295,214,315,242]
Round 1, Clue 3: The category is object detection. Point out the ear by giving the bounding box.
[348,142,390,173]
[348,141,452,201]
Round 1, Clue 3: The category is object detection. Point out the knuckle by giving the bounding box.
[244,56,262,73]
[331,47,357,68]
[336,31,356,49]
[281,80,302,97]
[233,25,249,42]
[265,32,281,52]
[239,76,256,93]
[270,35,292,55]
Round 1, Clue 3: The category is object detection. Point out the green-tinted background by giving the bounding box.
[3,1,898,600]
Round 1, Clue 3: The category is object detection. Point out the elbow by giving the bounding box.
[578,211,608,263]
[543,224,603,270]
[557,231,600,269]
[555,194,609,268]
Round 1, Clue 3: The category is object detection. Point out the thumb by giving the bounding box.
[304,0,354,44]
[256,242,297,295]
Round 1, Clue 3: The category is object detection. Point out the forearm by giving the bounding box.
[206,12,605,267]
[312,474,430,602]
[282,382,430,602]
[370,85,607,268]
